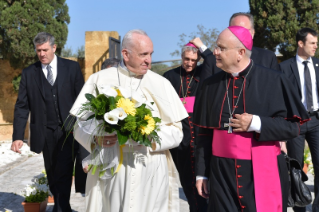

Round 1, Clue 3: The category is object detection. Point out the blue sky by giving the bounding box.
[65,0,250,62]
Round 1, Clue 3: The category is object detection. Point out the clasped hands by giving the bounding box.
[229,113,253,132]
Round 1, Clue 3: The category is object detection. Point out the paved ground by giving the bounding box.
[0,154,189,212]
[0,152,314,212]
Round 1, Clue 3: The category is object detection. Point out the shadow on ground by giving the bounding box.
[0,192,25,212]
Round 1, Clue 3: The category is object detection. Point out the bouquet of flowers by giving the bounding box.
[20,172,51,203]
[75,85,161,179]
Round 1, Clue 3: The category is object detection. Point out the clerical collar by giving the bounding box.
[296,54,313,65]
[231,59,252,77]
[119,60,142,78]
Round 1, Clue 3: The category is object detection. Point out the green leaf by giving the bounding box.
[91,165,97,175]
[94,85,100,95]
[117,130,129,145]
[85,94,95,102]
[86,114,95,121]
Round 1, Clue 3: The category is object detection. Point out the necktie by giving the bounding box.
[303,61,313,112]
[46,65,54,86]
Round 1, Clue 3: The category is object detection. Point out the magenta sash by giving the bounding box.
[180,96,195,113]
[213,130,282,212]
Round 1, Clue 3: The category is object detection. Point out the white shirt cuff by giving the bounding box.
[247,115,261,133]
[199,45,207,53]
[196,176,208,181]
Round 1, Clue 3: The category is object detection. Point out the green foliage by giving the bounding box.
[77,45,85,58]
[21,173,50,203]
[170,24,219,58]
[151,63,169,75]
[0,0,70,69]
[61,45,85,58]
[249,0,319,60]
[12,74,21,92]
[61,46,76,57]
[122,115,137,132]
[304,145,311,165]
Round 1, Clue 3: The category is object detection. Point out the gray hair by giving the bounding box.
[101,58,120,70]
[246,49,252,58]
[33,32,55,47]
[181,46,201,61]
[122,29,148,49]
[229,12,254,29]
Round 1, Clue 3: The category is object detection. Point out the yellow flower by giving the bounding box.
[140,114,155,135]
[116,98,136,116]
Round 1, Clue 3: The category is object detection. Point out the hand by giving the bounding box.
[230,113,253,132]
[196,179,209,199]
[190,37,204,49]
[11,140,24,154]
[280,141,287,153]
[94,135,118,147]
[83,165,89,173]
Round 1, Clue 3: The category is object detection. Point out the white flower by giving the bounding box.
[131,91,146,108]
[104,113,119,125]
[109,108,127,120]
[117,87,131,99]
[100,85,117,97]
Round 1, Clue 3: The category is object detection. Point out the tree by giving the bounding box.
[170,24,219,58]
[0,0,70,69]
[61,46,76,57]
[151,63,169,75]
[249,0,319,60]
[76,45,85,58]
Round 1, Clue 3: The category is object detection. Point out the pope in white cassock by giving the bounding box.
[70,29,188,212]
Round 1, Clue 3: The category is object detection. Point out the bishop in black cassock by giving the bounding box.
[194,26,309,212]
[164,37,214,212]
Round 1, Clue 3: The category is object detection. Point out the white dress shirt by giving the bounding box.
[296,54,319,111]
[41,54,58,83]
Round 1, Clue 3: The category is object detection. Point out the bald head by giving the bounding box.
[229,13,255,38]
[214,28,251,73]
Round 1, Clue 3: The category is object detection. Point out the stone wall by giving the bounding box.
[0,60,24,140]
[84,31,120,81]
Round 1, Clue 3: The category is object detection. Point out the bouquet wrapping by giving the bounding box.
[75,85,161,179]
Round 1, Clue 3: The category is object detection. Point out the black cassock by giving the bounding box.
[193,61,309,212]
[164,48,214,212]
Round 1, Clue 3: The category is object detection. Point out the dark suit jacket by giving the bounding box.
[251,47,280,71]
[13,56,84,153]
[279,56,319,99]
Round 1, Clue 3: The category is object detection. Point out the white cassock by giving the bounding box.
[70,64,188,212]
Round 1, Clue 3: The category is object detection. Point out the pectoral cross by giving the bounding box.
[182,97,187,105]
[224,118,233,134]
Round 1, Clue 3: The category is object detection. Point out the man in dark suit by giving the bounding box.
[279,28,319,212]
[11,32,88,212]
[229,12,280,70]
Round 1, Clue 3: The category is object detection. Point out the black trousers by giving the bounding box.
[170,142,208,212]
[287,114,319,212]
[42,127,88,212]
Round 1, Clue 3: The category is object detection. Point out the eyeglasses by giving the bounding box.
[213,45,242,53]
